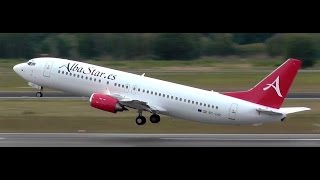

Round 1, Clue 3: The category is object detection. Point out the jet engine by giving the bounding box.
[89,93,127,113]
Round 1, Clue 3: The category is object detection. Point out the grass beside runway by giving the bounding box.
[2,57,320,92]
[0,99,318,133]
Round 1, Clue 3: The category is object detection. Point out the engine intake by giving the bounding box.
[89,93,127,113]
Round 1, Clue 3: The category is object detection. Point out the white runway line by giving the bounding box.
[161,138,320,141]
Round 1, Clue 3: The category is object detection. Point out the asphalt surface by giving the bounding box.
[0,133,320,147]
[0,92,318,147]
[0,91,319,99]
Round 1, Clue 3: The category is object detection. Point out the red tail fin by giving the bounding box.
[223,58,302,109]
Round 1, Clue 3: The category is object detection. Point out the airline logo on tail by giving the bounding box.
[263,76,282,97]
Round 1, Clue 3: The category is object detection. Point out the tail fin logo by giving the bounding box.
[263,76,283,97]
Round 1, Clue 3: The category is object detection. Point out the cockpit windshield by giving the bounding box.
[27,60,36,66]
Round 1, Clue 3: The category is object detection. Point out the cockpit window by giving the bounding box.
[27,61,36,66]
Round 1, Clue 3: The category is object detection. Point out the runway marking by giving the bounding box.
[161,138,320,141]
[0,133,310,135]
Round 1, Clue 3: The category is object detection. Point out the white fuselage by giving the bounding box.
[13,58,286,125]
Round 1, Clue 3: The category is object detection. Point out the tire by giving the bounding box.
[36,92,43,97]
[150,114,160,123]
[136,116,146,125]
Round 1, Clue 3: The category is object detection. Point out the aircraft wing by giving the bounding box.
[110,93,166,113]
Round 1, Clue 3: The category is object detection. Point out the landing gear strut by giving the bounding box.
[36,86,43,97]
[135,110,146,125]
[135,110,161,125]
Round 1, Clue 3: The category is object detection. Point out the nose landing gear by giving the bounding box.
[36,86,44,97]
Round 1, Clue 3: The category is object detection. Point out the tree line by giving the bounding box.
[0,33,318,67]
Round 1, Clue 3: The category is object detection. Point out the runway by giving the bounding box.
[0,91,320,99]
[0,133,320,147]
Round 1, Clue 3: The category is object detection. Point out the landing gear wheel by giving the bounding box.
[36,92,43,97]
[150,114,160,123]
[136,116,146,125]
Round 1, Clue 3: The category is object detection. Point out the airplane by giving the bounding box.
[13,57,310,125]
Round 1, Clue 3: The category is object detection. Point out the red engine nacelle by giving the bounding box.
[89,93,127,113]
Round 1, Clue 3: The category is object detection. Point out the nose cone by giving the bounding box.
[13,64,18,73]
[13,63,24,74]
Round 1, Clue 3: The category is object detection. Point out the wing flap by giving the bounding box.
[109,93,166,113]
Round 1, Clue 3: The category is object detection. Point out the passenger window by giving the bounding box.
[155,92,157,95]
[171,96,173,99]
[77,75,80,78]
[200,103,202,106]
[147,90,149,93]
[94,79,96,82]
[70,73,72,76]
[188,100,190,103]
[179,98,182,101]
[163,94,165,97]
[212,105,214,109]
[58,70,60,73]
[151,91,153,95]
[204,103,206,106]
[81,75,83,79]
[216,106,218,109]
[114,83,117,86]
[99,79,101,83]
[175,97,178,100]
[90,77,92,81]
[196,102,198,105]
[118,84,121,87]
[143,90,145,93]
[192,101,194,104]
[66,72,68,75]
[184,99,186,102]
[167,95,169,98]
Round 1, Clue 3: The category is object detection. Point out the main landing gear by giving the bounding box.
[36,86,44,97]
[135,110,161,125]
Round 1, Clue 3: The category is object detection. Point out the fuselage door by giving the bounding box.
[228,103,238,120]
[43,61,54,77]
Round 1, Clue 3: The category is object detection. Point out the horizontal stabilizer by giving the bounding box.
[256,108,283,115]
[280,107,311,114]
